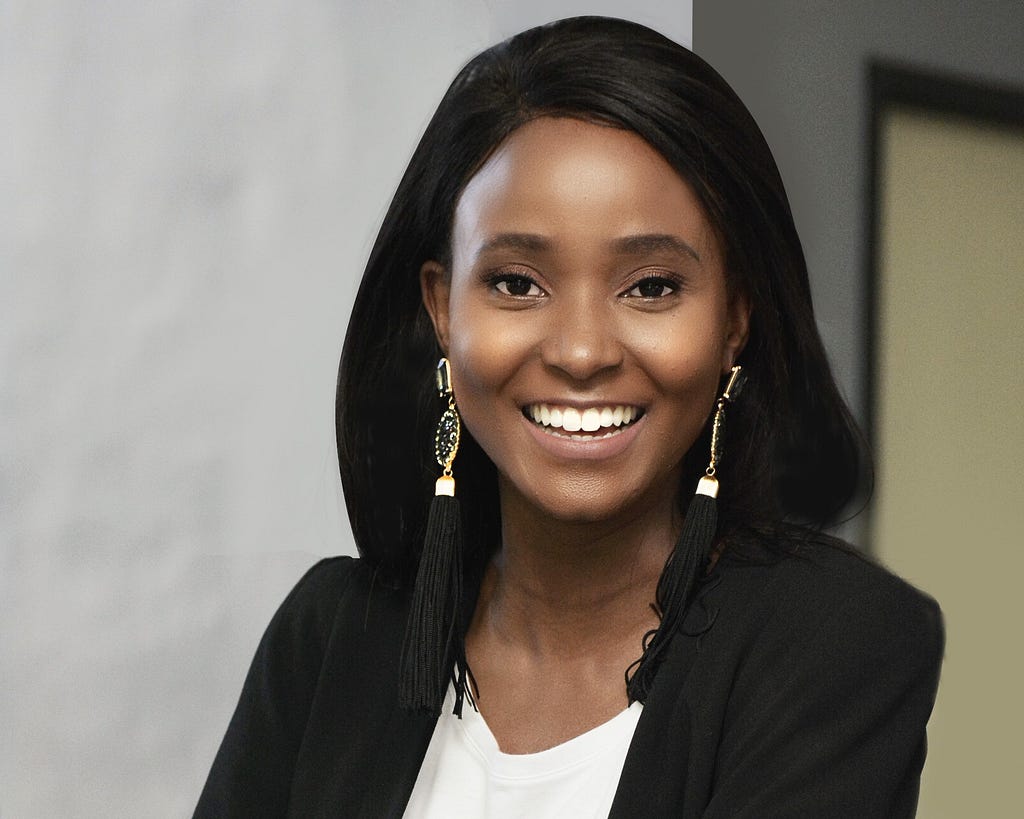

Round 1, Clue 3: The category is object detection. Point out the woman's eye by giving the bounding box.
[494,275,543,297]
[625,277,678,299]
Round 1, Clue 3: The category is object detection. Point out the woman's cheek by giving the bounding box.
[449,289,536,386]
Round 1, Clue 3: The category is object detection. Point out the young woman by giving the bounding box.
[196,17,942,818]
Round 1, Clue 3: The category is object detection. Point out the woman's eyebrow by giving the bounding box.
[477,232,551,256]
[473,232,700,262]
[611,233,701,262]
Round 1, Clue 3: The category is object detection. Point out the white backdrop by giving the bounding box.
[1,2,690,815]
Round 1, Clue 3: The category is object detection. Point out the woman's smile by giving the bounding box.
[519,401,647,462]
[421,116,749,524]
[524,403,644,435]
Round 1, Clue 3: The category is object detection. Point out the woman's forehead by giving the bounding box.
[451,117,718,263]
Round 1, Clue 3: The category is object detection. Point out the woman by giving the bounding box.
[196,17,942,818]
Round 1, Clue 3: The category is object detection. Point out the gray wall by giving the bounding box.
[2,2,689,816]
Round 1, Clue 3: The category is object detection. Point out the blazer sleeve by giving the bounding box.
[703,568,944,819]
[193,557,356,819]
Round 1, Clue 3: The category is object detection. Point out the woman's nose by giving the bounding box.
[540,301,624,382]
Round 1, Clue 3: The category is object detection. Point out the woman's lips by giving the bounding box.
[520,402,646,459]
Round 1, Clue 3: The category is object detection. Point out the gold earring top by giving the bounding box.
[722,365,745,402]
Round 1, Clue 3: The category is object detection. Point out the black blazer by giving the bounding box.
[195,540,943,818]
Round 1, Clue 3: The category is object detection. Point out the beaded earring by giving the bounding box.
[400,358,468,715]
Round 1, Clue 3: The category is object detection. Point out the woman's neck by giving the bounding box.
[475,481,680,658]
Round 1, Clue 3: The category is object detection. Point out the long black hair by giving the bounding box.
[336,16,866,591]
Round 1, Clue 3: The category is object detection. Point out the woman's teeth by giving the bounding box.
[526,404,641,435]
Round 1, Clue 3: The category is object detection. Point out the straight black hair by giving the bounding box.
[337,17,866,592]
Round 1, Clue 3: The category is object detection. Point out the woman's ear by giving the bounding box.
[420,260,452,353]
[723,292,751,371]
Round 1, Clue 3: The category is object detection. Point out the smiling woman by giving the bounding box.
[195,17,943,818]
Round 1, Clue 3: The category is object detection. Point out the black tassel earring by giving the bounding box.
[627,365,745,703]
[400,357,467,715]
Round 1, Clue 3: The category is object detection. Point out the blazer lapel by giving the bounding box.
[609,571,723,817]
[357,706,438,819]
[608,629,700,817]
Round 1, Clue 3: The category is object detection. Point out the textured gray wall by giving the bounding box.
[2,2,689,815]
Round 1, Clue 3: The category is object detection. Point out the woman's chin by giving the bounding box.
[498,471,676,530]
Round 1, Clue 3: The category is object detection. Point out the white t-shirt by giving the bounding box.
[404,686,642,818]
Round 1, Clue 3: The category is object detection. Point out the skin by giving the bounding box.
[421,117,749,754]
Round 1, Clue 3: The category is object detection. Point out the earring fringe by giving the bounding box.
[627,366,744,703]
[399,488,464,714]
[626,479,717,702]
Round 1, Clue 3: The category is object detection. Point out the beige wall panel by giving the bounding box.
[875,109,1024,816]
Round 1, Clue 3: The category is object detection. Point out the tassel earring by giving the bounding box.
[627,365,746,703]
[400,357,467,715]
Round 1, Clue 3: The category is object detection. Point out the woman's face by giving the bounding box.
[422,117,748,525]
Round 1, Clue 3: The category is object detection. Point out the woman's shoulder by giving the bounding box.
[277,554,403,624]
[288,554,365,596]
[714,531,943,657]
[242,555,410,708]
[670,538,944,815]
[273,555,362,622]
[195,556,408,816]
